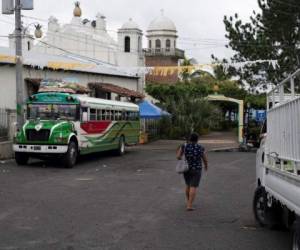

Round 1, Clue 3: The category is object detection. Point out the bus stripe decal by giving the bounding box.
[80,121,112,134]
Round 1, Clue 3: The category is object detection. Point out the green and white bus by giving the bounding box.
[13,92,140,168]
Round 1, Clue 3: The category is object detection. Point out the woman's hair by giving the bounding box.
[189,133,199,143]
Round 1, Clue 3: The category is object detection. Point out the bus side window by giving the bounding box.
[116,111,121,121]
[128,111,133,121]
[90,109,96,121]
[97,109,101,121]
[133,112,137,121]
[81,107,88,122]
[121,111,126,121]
[105,110,110,120]
[76,106,80,121]
[111,110,115,121]
[102,110,105,120]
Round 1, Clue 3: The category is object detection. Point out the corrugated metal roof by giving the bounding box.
[0,47,139,79]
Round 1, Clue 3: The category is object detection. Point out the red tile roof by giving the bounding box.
[88,82,144,99]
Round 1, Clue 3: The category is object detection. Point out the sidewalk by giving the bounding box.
[136,131,239,152]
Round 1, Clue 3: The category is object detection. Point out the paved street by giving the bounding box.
[0,140,291,250]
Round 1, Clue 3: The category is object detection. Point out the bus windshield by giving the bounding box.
[27,104,78,121]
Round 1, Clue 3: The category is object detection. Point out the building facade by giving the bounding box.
[27,6,145,69]
[5,3,185,110]
[145,10,185,84]
[0,47,141,110]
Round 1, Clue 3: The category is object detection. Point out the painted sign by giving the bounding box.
[255,110,266,123]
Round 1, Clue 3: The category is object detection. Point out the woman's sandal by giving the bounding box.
[186,207,195,211]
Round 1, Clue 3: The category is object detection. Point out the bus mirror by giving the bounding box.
[82,112,88,122]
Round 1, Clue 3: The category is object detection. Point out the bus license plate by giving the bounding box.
[33,146,41,151]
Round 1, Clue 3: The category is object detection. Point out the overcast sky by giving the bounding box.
[0,0,259,63]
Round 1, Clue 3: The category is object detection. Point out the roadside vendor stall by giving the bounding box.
[139,100,170,142]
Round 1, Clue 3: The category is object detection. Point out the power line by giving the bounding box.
[179,37,228,42]
[31,37,118,67]
[16,14,267,50]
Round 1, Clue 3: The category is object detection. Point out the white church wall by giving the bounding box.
[32,16,120,66]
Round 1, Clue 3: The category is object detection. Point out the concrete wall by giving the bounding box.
[0,110,16,159]
[0,141,13,160]
[0,65,140,110]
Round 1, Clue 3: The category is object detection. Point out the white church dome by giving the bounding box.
[121,18,140,30]
[148,10,176,31]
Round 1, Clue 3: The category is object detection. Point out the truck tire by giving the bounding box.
[15,152,29,165]
[116,136,125,156]
[253,187,282,229]
[293,218,300,250]
[62,141,78,168]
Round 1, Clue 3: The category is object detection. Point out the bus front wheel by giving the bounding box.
[63,141,78,168]
[15,152,29,165]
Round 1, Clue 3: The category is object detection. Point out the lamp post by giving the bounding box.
[14,6,42,130]
[15,0,24,130]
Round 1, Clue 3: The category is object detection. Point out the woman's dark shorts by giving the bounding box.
[183,169,202,188]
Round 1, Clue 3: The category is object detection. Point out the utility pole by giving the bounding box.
[14,0,24,129]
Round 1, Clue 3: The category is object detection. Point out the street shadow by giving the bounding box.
[77,148,136,165]
[21,149,135,169]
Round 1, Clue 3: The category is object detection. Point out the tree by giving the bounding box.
[146,74,266,138]
[213,63,234,81]
[145,83,218,138]
[221,0,300,88]
[180,57,193,82]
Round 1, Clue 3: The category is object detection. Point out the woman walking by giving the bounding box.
[177,133,208,211]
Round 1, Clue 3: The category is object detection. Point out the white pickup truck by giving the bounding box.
[254,69,300,249]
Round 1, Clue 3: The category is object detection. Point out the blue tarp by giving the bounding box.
[139,100,170,119]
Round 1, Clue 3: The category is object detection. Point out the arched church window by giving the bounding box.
[166,39,171,52]
[124,36,130,53]
[27,41,31,51]
[149,40,152,49]
[155,39,161,52]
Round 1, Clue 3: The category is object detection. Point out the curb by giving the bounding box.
[209,147,240,152]
[0,158,15,164]
[209,147,258,153]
